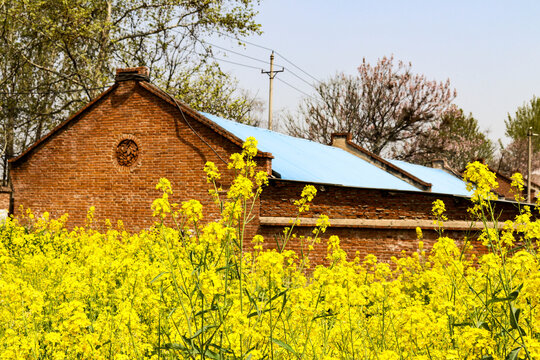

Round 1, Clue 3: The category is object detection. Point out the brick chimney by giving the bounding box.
[330,132,351,148]
[115,67,150,83]
[431,159,447,170]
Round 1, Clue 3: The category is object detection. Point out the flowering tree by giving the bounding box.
[286,56,456,156]
[496,138,540,178]
[394,106,495,171]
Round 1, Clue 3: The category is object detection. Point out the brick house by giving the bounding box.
[8,67,520,263]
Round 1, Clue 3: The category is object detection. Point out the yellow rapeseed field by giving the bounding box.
[0,138,539,359]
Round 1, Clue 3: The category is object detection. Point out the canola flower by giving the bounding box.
[0,139,539,359]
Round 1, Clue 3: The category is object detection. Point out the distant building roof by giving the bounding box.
[203,113,472,197]
[388,160,471,197]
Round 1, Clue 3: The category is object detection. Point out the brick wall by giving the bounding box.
[9,79,268,231]
[256,180,519,263]
[260,180,517,221]
[257,226,480,265]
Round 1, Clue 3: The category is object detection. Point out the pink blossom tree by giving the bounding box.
[286,56,456,156]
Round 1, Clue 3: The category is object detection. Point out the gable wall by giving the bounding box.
[10,81,268,231]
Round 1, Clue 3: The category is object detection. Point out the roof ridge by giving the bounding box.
[201,112,355,153]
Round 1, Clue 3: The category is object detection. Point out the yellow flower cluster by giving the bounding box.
[1,140,539,359]
[463,161,499,215]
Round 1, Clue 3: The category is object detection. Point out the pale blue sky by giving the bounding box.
[211,0,540,143]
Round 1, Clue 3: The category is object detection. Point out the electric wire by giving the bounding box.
[216,31,322,84]
[203,54,263,70]
[151,82,228,165]
[284,68,318,90]
[205,41,284,67]
[273,51,321,84]
[276,78,315,100]
[204,41,318,92]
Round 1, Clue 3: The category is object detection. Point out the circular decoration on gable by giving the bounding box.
[116,139,139,167]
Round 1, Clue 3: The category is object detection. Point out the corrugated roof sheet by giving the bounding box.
[388,159,471,197]
[202,112,471,196]
[204,113,418,191]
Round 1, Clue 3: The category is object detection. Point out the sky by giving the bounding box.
[210,0,540,144]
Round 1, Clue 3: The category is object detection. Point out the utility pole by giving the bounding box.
[262,51,283,130]
[527,126,539,203]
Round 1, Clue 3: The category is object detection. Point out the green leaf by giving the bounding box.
[161,342,187,351]
[150,271,169,283]
[190,325,217,340]
[475,321,490,331]
[505,347,522,360]
[509,303,521,330]
[271,338,298,356]
[247,307,276,318]
[270,289,288,302]
[509,283,524,300]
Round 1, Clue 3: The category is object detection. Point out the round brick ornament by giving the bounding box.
[116,139,139,167]
[112,134,142,172]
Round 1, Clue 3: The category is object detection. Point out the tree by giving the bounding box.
[505,96,540,151]
[393,106,495,171]
[0,0,262,182]
[166,62,264,126]
[495,138,540,178]
[286,56,456,156]
[495,96,540,177]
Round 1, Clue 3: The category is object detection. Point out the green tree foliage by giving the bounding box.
[495,96,540,177]
[0,0,262,181]
[505,96,540,151]
[166,62,263,126]
[285,56,456,156]
[394,107,495,171]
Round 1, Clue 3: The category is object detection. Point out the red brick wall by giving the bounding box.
[256,180,519,263]
[260,180,517,221]
[257,226,480,265]
[9,80,267,231]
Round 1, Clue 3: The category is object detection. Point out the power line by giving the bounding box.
[285,68,318,90]
[206,40,317,92]
[216,32,322,84]
[204,54,263,70]
[274,52,321,84]
[204,50,316,99]
[276,78,315,100]
[205,41,284,67]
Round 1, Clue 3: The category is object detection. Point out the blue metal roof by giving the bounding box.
[388,159,471,197]
[203,113,418,191]
[202,113,471,196]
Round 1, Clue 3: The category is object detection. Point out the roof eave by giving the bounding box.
[138,82,274,160]
[10,83,119,165]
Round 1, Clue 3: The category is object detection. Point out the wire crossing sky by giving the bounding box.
[210,0,540,143]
